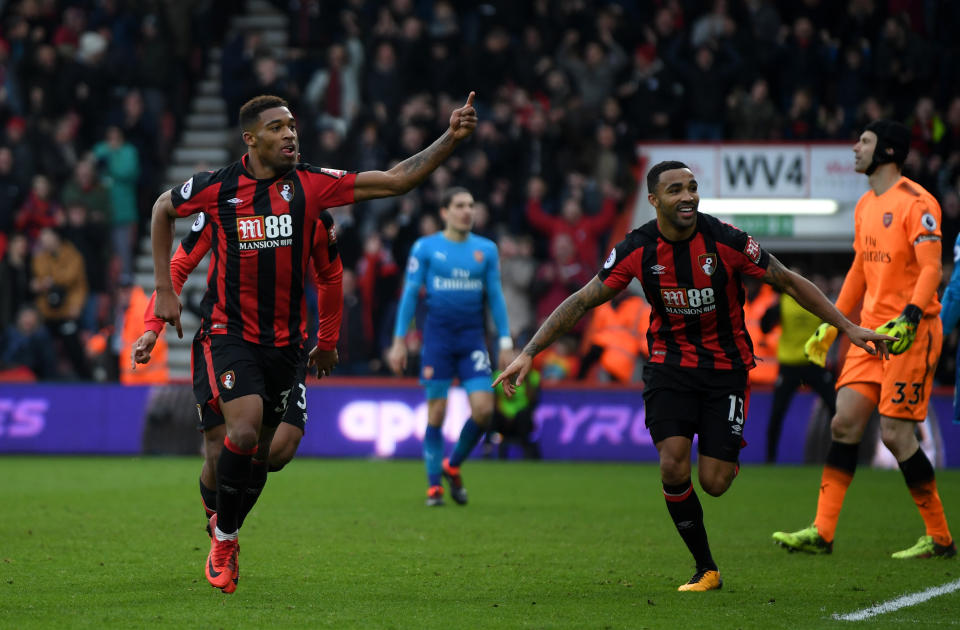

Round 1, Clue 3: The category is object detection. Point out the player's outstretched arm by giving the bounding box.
[762,254,893,358]
[494,277,617,396]
[150,189,183,338]
[353,92,478,202]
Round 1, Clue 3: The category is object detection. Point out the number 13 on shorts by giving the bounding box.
[728,393,745,435]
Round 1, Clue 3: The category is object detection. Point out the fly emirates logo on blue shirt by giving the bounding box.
[432,267,483,291]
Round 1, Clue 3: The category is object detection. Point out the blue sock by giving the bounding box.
[450,418,483,468]
[424,424,443,486]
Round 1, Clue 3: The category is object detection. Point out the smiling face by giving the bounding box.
[853,130,878,174]
[649,167,699,240]
[245,106,298,176]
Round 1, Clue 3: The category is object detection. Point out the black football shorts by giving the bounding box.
[642,364,749,462]
[192,333,302,429]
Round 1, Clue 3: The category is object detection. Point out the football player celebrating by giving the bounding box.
[495,161,891,591]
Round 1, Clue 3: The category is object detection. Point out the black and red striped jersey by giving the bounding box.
[598,213,770,371]
[170,155,353,347]
[144,211,344,351]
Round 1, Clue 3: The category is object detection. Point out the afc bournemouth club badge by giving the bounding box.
[422,365,434,379]
[276,180,295,203]
[220,370,236,390]
[883,212,893,227]
[699,253,717,276]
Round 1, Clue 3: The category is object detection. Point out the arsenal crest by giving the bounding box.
[276,180,295,203]
[422,365,434,379]
[699,253,717,276]
[883,212,893,227]
[220,370,236,390]
[473,250,484,263]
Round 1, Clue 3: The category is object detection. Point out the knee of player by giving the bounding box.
[226,426,259,451]
[879,421,917,456]
[699,475,731,497]
[658,458,690,484]
[829,414,861,441]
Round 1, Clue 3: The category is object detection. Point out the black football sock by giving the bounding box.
[199,478,217,519]
[663,481,717,572]
[216,437,255,536]
[238,459,268,529]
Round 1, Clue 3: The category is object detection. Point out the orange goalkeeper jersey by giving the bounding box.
[852,176,942,328]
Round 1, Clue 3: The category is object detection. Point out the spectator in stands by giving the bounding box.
[0,146,26,232]
[365,41,402,124]
[356,231,400,358]
[775,17,834,109]
[336,268,371,375]
[221,29,264,124]
[37,114,79,184]
[1,304,57,379]
[61,203,109,332]
[69,31,111,148]
[61,159,111,224]
[668,43,741,141]
[618,45,678,141]
[727,78,780,140]
[304,36,363,138]
[14,173,60,245]
[532,233,593,333]
[525,178,619,268]
[556,24,627,113]
[93,124,140,277]
[498,233,536,343]
[0,231,32,333]
[4,116,35,184]
[834,43,872,126]
[30,226,89,379]
[783,86,818,140]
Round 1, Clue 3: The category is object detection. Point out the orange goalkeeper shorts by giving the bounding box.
[836,315,941,421]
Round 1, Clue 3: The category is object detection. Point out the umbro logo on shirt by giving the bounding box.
[227,198,244,205]
[650,264,667,275]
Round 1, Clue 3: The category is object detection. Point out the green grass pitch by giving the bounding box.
[3,456,960,629]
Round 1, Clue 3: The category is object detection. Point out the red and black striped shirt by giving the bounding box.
[171,156,354,347]
[598,213,770,371]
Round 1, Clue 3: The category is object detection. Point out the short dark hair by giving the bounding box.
[646,160,690,193]
[441,186,472,209]
[239,95,289,131]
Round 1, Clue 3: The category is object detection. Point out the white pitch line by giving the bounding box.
[833,578,960,621]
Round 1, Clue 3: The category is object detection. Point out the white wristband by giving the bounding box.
[498,336,514,351]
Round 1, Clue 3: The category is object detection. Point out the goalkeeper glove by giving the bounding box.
[876,304,922,355]
[804,323,838,367]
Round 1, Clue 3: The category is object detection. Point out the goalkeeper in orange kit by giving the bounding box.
[773,120,955,559]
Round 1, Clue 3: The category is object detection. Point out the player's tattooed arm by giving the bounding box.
[523,277,618,357]
[354,92,477,201]
[761,254,893,358]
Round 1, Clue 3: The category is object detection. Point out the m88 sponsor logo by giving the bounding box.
[237,214,294,250]
[660,287,716,314]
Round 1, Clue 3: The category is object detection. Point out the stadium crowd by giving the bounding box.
[1,0,960,386]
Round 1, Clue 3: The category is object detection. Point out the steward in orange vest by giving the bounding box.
[581,293,651,383]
